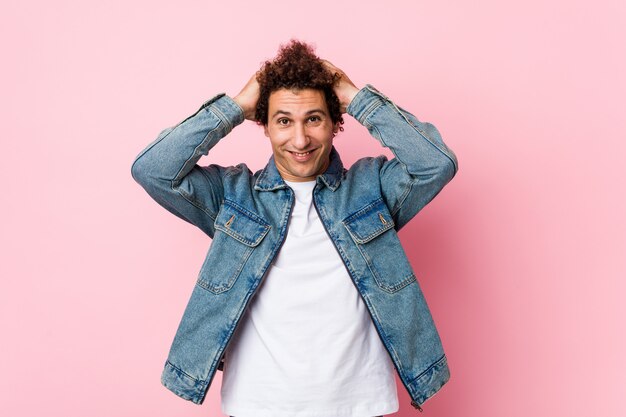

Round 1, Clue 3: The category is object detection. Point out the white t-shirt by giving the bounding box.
[220,179,399,417]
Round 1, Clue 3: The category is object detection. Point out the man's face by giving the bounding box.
[264,88,339,182]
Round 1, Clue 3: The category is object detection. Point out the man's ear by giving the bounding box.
[332,122,340,136]
[263,124,269,137]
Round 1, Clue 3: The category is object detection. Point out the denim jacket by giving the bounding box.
[131,84,458,411]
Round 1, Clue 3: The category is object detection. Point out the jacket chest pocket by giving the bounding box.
[343,198,416,293]
[197,200,270,294]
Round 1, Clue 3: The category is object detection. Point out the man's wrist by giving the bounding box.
[232,95,255,121]
[342,86,360,112]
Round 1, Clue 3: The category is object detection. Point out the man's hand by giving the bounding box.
[322,60,360,114]
[233,72,261,121]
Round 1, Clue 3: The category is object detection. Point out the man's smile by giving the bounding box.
[287,148,318,162]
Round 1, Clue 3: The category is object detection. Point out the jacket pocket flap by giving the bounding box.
[214,200,271,247]
[343,198,395,244]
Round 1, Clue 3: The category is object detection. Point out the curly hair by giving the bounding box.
[255,40,344,131]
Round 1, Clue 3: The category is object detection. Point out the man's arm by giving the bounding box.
[131,74,259,237]
[325,61,458,230]
[130,94,244,237]
[131,74,260,237]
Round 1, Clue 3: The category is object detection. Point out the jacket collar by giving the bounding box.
[254,146,344,192]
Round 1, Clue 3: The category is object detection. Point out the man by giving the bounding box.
[131,40,458,416]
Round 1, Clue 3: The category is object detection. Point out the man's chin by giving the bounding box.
[277,159,326,181]
[284,167,319,181]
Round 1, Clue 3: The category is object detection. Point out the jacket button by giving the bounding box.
[225,215,235,228]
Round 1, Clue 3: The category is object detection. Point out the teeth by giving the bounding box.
[293,151,311,156]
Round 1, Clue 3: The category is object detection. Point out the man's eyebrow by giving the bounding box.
[271,110,291,119]
[271,109,327,119]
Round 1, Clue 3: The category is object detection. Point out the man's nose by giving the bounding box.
[292,123,310,150]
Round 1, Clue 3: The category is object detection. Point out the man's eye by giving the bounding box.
[278,118,289,125]
[308,116,321,122]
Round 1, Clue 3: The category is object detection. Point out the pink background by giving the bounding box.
[2,1,625,416]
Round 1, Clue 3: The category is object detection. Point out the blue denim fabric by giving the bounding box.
[131,85,458,410]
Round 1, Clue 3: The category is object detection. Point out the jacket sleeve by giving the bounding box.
[346,85,458,230]
[130,93,245,237]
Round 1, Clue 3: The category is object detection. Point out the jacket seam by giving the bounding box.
[165,359,204,385]
[209,102,234,132]
[342,198,396,244]
[197,246,253,294]
[364,98,457,175]
[168,117,224,224]
[197,168,222,221]
[130,127,175,178]
[391,105,458,174]
[362,293,409,379]
[369,123,415,218]
[171,185,217,224]
[172,123,222,184]
[314,195,357,281]
[408,354,447,384]
[222,199,270,226]
[390,178,415,221]
[360,99,385,127]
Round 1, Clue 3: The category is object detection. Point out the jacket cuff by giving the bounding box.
[346,84,390,124]
[197,93,245,132]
